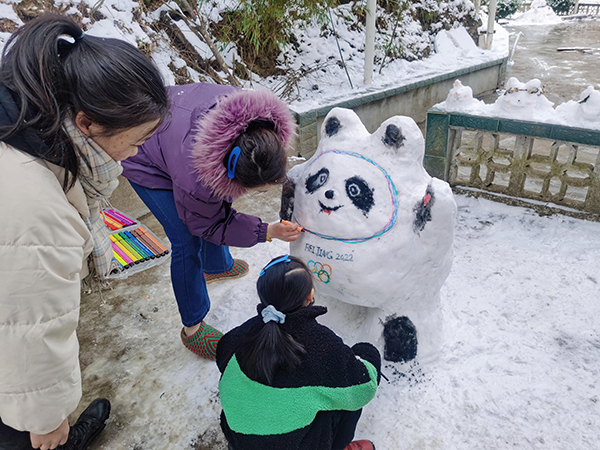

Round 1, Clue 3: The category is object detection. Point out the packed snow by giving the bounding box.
[511,0,563,25]
[434,77,600,130]
[77,189,600,450]
[286,107,457,363]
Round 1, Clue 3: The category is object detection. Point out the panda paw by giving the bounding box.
[383,316,418,362]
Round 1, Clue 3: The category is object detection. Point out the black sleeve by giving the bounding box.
[351,342,382,384]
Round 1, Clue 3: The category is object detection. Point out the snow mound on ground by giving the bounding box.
[511,0,563,25]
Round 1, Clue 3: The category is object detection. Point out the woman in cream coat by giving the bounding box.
[0,15,168,450]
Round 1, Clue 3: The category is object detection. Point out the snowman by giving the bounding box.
[280,108,457,363]
[577,85,600,122]
[493,77,554,121]
[443,79,487,113]
[446,79,474,106]
[556,85,600,129]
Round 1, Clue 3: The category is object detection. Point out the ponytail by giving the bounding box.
[238,321,306,384]
[237,256,313,384]
[0,14,168,190]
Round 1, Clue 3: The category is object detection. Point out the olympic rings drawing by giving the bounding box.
[307,260,332,284]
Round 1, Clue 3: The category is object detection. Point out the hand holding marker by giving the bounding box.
[281,220,304,232]
[266,219,303,242]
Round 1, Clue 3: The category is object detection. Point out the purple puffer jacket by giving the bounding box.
[121,83,296,247]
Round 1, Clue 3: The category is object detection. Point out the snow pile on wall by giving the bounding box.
[435,77,600,130]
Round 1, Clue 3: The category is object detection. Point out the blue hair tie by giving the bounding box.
[262,305,286,324]
[227,146,241,179]
[260,255,291,277]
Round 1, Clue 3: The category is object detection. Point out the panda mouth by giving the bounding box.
[319,201,342,215]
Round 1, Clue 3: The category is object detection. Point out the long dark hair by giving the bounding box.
[223,120,288,189]
[0,14,169,189]
[237,255,313,384]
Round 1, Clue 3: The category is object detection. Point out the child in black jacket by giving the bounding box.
[216,255,381,450]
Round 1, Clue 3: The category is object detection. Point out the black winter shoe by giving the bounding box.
[58,398,111,450]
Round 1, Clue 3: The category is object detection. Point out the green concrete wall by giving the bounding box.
[291,57,508,158]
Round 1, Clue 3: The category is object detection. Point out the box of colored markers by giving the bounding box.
[101,208,170,279]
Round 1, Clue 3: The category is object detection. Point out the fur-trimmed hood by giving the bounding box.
[191,89,296,200]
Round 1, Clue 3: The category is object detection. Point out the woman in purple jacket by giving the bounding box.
[121,83,301,360]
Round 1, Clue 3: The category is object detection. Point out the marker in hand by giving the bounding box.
[280,220,304,232]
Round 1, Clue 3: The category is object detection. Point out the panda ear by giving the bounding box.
[320,108,369,142]
[324,116,341,137]
[382,124,405,149]
[373,116,424,159]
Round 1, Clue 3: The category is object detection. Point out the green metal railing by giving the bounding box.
[424,108,600,215]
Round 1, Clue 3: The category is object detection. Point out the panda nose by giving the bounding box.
[325,190,335,199]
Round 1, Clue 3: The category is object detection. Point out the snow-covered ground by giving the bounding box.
[78,185,600,450]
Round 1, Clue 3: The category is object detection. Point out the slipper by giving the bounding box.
[181,321,223,360]
[205,259,249,284]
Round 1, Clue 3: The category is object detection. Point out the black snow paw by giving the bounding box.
[279,178,296,221]
[383,316,418,362]
[413,183,435,235]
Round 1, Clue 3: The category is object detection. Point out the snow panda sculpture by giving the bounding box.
[493,77,554,121]
[280,108,457,363]
[556,85,600,128]
[445,79,475,110]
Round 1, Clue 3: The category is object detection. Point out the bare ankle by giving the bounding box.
[184,322,202,337]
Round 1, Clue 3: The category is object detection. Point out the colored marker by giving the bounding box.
[108,209,136,226]
[132,229,164,256]
[102,215,119,230]
[124,231,154,259]
[103,211,127,228]
[111,236,139,264]
[102,209,121,223]
[110,235,140,264]
[111,242,133,266]
[110,259,124,275]
[111,250,128,269]
[137,227,169,254]
[127,231,157,258]
[102,214,123,230]
[115,233,146,262]
[281,220,304,232]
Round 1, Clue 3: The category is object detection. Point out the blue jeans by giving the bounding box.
[130,182,234,327]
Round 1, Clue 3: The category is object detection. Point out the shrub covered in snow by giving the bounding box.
[496,0,522,18]
[546,0,574,14]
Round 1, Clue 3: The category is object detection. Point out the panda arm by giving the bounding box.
[279,177,295,221]
[279,163,304,221]
[412,179,456,235]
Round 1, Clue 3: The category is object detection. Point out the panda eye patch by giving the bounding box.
[345,176,374,216]
[306,168,329,194]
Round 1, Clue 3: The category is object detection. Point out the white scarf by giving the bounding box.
[64,119,122,279]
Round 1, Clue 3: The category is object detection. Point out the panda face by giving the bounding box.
[294,150,397,240]
[305,168,375,217]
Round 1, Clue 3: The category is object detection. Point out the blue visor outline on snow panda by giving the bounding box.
[299,149,399,244]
